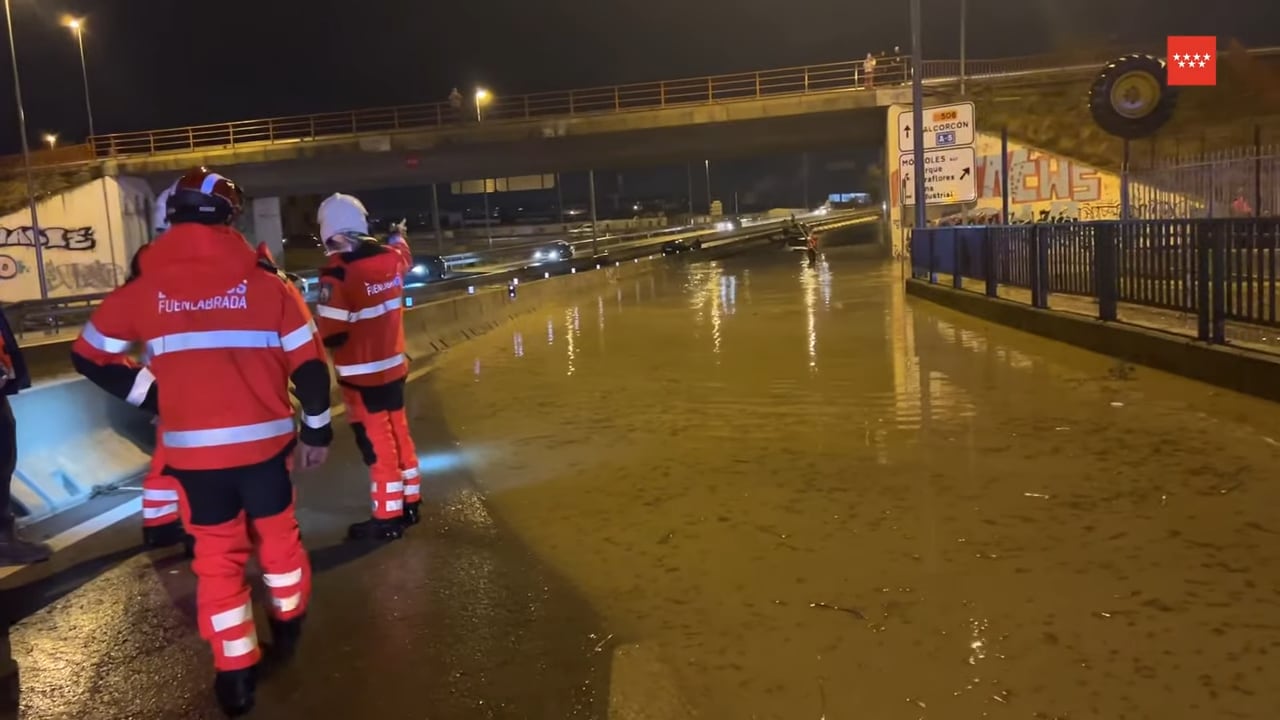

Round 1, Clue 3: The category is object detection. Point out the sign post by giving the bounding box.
[897,100,978,208]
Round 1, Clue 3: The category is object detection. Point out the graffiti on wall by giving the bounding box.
[892,142,1184,227]
[0,254,27,280]
[46,260,124,292]
[0,226,97,250]
[0,224,120,291]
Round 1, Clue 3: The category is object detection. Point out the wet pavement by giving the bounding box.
[2,391,609,719]
[7,244,1280,718]
[428,247,1280,719]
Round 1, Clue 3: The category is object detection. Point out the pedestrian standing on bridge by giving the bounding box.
[314,193,422,542]
[0,307,50,567]
[71,167,333,716]
[864,52,877,87]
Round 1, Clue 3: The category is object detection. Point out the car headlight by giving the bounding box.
[411,264,426,275]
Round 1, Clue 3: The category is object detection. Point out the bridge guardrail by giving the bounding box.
[83,46,1279,160]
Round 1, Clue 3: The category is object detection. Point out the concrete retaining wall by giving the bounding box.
[906,279,1280,403]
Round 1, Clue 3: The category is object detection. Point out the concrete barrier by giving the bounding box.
[906,279,1280,403]
[8,377,153,524]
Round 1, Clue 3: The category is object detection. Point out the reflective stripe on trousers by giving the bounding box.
[335,353,404,378]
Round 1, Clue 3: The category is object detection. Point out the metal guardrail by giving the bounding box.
[83,47,1280,160]
[3,293,106,339]
[911,218,1280,344]
[2,211,858,343]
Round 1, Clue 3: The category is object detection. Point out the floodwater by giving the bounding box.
[428,246,1280,719]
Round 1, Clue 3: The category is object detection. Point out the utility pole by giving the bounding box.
[5,0,47,298]
[430,183,443,253]
[588,170,599,256]
[909,0,927,231]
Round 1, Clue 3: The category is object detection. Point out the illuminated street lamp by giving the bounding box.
[3,0,49,298]
[474,87,491,122]
[65,17,96,139]
[42,133,57,150]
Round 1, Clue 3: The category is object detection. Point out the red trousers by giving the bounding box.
[168,447,310,672]
[141,426,184,528]
[341,379,419,519]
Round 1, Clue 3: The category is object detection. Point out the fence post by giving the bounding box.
[1028,225,1047,308]
[660,82,666,107]
[1196,221,1211,341]
[1095,222,1118,321]
[569,91,575,114]
[952,229,963,289]
[614,87,620,111]
[755,72,762,97]
[1037,226,1051,308]
[1209,221,1226,344]
[983,227,997,297]
[804,67,810,92]
[928,229,937,284]
[707,77,714,101]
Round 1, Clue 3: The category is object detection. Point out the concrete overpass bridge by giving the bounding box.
[20,46,1271,196]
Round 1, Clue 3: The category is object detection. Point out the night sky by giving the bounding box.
[1,0,1275,147]
[0,0,1276,210]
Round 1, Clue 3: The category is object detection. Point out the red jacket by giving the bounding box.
[71,223,333,470]
[315,238,411,387]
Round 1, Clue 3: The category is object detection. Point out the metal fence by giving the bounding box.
[1130,145,1280,219]
[910,219,1280,343]
[85,46,1280,159]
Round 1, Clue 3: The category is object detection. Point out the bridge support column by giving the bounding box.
[247,196,284,261]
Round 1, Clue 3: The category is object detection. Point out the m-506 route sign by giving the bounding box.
[896,101,976,152]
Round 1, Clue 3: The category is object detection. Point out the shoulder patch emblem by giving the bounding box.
[318,283,332,303]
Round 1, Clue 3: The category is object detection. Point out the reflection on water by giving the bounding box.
[432,248,1280,719]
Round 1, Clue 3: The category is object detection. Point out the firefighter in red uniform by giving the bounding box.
[71,168,333,716]
[314,193,421,541]
[135,187,194,553]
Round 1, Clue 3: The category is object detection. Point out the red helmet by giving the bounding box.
[166,167,244,226]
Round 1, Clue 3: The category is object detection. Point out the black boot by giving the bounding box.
[268,614,305,664]
[142,521,186,549]
[346,517,404,542]
[402,501,421,527]
[213,666,256,717]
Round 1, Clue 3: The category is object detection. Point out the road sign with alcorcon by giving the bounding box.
[896,101,975,153]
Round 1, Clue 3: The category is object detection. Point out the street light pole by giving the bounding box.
[685,162,693,217]
[67,17,119,287]
[70,20,94,138]
[909,0,927,232]
[703,159,712,213]
[4,0,48,299]
[959,0,968,94]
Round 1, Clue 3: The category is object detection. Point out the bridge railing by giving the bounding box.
[86,49,1167,159]
[911,219,1280,345]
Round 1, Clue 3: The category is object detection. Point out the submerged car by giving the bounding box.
[533,241,574,262]
[408,255,448,281]
[661,238,704,255]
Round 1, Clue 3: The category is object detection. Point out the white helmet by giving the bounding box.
[318,193,369,253]
[153,184,175,232]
